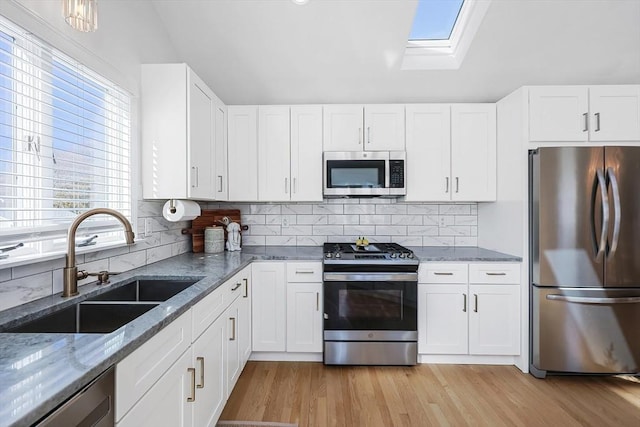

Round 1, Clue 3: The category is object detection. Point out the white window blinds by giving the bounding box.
[0,16,131,255]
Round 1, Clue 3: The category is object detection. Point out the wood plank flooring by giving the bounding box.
[220,362,640,426]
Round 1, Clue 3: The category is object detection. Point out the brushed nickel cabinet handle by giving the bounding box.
[445,177,449,193]
[191,166,197,188]
[285,177,289,194]
[463,293,467,312]
[455,177,459,193]
[295,269,315,274]
[196,357,205,389]
[187,368,196,402]
[595,112,601,132]
[474,294,478,313]
[243,278,248,298]
[218,175,223,192]
[293,177,297,194]
[229,317,236,341]
[231,282,242,291]
[485,272,507,276]
[434,272,454,276]
[367,126,371,144]
[583,112,589,132]
[316,292,320,311]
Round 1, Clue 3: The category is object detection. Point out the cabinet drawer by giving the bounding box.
[192,284,227,340]
[419,263,468,284]
[115,310,192,422]
[287,262,322,283]
[469,263,520,284]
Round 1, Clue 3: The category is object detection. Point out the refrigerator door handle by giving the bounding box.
[590,168,609,261]
[606,167,621,259]
[546,294,640,304]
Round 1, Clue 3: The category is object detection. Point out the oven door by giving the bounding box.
[324,151,389,197]
[323,272,417,334]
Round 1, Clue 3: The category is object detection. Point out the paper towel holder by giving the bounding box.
[169,199,177,214]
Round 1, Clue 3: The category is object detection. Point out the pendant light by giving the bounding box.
[62,0,98,33]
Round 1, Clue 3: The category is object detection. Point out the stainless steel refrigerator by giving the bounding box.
[529,146,640,378]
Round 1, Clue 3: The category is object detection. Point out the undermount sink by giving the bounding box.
[87,279,199,302]
[4,279,200,334]
[4,302,158,334]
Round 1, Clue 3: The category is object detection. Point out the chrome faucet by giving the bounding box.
[63,208,135,297]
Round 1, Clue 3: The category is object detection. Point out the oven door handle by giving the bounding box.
[323,272,418,282]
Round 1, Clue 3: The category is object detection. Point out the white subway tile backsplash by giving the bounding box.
[242,235,266,246]
[455,215,478,226]
[250,204,281,214]
[313,204,344,215]
[243,214,266,225]
[376,204,407,215]
[408,225,439,236]
[312,225,344,235]
[391,215,422,226]
[282,204,313,214]
[110,250,146,272]
[296,215,328,225]
[282,225,313,236]
[394,236,424,246]
[12,259,65,280]
[344,204,375,215]
[247,225,281,236]
[343,225,376,236]
[297,236,327,246]
[265,215,283,225]
[375,225,407,235]
[360,215,391,225]
[265,236,296,246]
[406,204,439,215]
[328,215,360,225]
[423,215,439,226]
[439,204,471,215]
[439,226,472,236]
[147,245,173,264]
[423,236,455,246]
[455,236,478,246]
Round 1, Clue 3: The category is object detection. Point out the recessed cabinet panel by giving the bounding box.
[286,282,323,353]
[451,104,496,201]
[364,104,405,151]
[258,106,291,201]
[418,284,468,354]
[214,106,228,200]
[251,262,286,352]
[290,105,323,201]
[228,106,258,201]
[529,86,589,142]
[323,105,363,151]
[468,284,520,355]
[589,86,640,141]
[405,105,451,201]
[188,77,215,199]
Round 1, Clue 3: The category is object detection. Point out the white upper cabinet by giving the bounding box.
[258,106,291,201]
[257,105,323,202]
[405,105,451,201]
[323,105,404,151]
[213,105,228,200]
[142,63,224,200]
[364,105,405,151]
[290,105,323,201]
[451,104,496,201]
[227,106,258,201]
[529,85,640,142]
[404,104,496,202]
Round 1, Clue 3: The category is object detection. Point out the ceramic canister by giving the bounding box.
[204,226,225,253]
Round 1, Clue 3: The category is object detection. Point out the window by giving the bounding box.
[402,0,492,70]
[0,16,131,261]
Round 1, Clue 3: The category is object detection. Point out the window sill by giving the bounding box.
[0,239,143,270]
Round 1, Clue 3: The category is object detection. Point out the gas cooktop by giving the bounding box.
[323,242,418,265]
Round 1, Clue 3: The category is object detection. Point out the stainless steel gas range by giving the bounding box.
[322,242,419,366]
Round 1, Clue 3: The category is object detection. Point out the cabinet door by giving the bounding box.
[188,70,215,199]
[228,106,258,201]
[291,105,323,201]
[404,105,451,201]
[364,104,405,151]
[117,350,193,427]
[418,284,468,354]
[225,300,242,394]
[529,86,589,142]
[239,268,252,365]
[286,282,323,353]
[589,85,640,141]
[468,284,520,355]
[258,106,291,201]
[451,104,496,201]
[192,314,225,427]
[214,103,228,200]
[251,262,286,352]
[323,105,363,151]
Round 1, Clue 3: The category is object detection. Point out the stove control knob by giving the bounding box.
[325,252,332,259]
[391,253,398,259]
[400,253,407,259]
[335,252,341,259]
[408,252,414,259]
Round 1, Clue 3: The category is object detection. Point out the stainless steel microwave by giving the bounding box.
[323,151,406,197]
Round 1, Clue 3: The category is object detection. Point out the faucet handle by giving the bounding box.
[80,270,120,284]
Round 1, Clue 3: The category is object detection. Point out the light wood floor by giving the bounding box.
[220,361,640,427]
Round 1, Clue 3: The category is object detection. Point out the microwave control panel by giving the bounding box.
[389,160,405,188]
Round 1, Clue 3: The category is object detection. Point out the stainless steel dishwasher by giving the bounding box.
[36,367,114,426]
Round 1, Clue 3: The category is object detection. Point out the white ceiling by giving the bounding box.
[150,0,640,105]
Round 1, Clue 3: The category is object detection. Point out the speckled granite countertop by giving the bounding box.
[0,245,518,427]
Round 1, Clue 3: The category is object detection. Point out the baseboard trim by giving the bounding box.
[249,352,323,362]
[418,354,518,365]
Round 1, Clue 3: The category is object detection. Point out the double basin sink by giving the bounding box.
[5,279,199,334]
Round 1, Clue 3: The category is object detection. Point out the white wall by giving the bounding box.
[0,1,189,312]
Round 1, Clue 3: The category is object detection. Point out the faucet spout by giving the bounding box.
[63,208,135,297]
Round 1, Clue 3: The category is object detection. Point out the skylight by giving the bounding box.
[409,0,465,41]
[402,0,492,70]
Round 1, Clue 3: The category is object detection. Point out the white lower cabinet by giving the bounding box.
[252,261,323,357]
[116,265,252,427]
[418,263,520,357]
[286,282,323,353]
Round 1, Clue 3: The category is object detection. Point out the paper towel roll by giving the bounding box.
[162,199,201,222]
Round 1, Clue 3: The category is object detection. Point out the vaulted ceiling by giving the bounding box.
[151,0,640,105]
